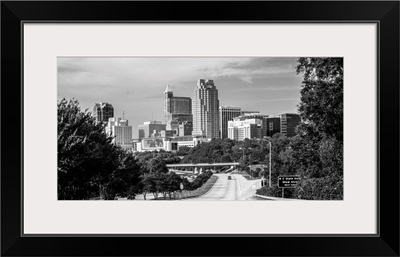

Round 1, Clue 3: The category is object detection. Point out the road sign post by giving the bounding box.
[278,175,300,198]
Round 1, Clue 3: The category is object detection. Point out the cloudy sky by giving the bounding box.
[58,57,303,138]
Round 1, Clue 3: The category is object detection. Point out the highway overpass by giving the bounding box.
[166,162,239,174]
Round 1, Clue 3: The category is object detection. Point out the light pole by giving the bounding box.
[268,141,272,187]
[239,147,245,173]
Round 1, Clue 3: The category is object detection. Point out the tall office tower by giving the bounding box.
[138,121,166,139]
[93,102,114,123]
[280,113,301,137]
[263,116,281,137]
[192,79,220,138]
[106,117,133,150]
[164,85,193,134]
[219,106,242,139]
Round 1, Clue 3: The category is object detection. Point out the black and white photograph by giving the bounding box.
[57,57,343,201]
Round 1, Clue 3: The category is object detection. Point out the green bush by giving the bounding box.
[191,170,213,190]
[256,185,295,198]
[294,176,343,200]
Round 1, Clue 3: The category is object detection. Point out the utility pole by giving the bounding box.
[269,141,272,187]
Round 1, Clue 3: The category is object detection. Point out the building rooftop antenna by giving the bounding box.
[123,111,125,120]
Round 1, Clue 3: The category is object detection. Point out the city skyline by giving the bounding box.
[58,57,303,138]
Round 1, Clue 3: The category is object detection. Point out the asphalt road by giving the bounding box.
[186,173,262,201]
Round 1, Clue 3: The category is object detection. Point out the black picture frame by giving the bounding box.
[1,1,399,256]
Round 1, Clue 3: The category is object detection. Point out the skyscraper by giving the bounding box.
[164,85,192,134]
[93,102,114,123]
[192,79,220,138]
[219,106,241,139]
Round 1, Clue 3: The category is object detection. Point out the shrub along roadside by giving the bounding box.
[140,170,214,200]
[175,174,218,200]
[256,186,295,199]
[186,170,214,190]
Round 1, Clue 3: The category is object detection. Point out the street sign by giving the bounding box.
[278,175,300,188]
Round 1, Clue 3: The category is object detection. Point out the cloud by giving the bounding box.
[251,97,300,103]
[199,57,298,83]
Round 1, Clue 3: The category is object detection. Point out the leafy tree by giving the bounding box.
[58,98,142,200]
[164,172,183,199]
[220,154,232,163]
[250,168,261,178]
[154,172,168,199]
[113,153,142,199]
[140,174,156,200]
[164,155,182,165]
[292,58,343,199]
[176,146,191,156]
[190,171,213,189]
[181,177,192,191]
[231,145,244,162]
[296,57,343,141]
[58,98,118,200]
[147,156,169,174]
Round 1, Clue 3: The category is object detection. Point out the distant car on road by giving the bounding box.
[228,176,232,180]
